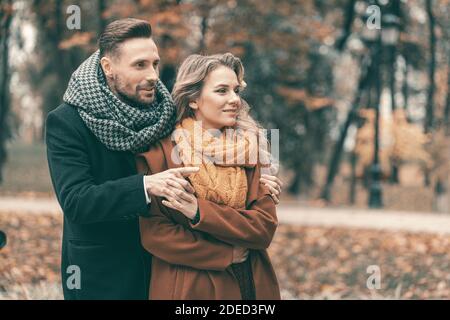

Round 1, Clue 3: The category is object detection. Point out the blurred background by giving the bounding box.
[1,0,450,299]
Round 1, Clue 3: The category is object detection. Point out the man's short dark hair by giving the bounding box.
[99,18,152,58]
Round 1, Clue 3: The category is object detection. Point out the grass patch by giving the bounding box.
[0,142,53,196]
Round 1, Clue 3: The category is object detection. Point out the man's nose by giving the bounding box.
[146,68,158,82]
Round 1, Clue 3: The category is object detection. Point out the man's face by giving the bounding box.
[102,37,160,108]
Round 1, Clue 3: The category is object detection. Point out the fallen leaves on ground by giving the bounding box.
[0,212,62,299]
[269,224,450,299]
[1,211,449,299]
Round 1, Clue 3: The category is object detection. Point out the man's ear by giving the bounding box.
[100,56,114,79]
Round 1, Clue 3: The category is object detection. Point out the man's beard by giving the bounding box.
[116,89,154,109]
[110,77,156,109]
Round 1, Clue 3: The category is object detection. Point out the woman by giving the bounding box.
[136,53,280,300]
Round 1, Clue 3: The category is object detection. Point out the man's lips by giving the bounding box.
[140,87,155,95]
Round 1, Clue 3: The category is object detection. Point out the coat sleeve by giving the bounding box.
[189,165,278,250]
[45,110,149,225]
[139,197,234,271]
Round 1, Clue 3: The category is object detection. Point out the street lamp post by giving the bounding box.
[368,33,383,208]
[366,27,383,208]
[383,12,401,183]
[363,8,400,208]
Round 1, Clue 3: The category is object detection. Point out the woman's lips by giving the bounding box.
[223,110,238,118]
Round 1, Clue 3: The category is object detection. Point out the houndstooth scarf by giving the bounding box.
[63,50,176,153]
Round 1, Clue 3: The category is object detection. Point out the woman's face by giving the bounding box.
[191,66,242,131]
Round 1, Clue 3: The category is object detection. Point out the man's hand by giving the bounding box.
[232,246,249,263]
[144,167,199,203]
[260,174,283,204]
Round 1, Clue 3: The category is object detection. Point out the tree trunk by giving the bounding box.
[444,44,450,135]
[32,0,66,140]
[389,159,399,183]
[349,152,357,204]
[402,55,410,120]
[52,0,64,81]
[433,179,448,213]
[0,0,13,184]
[389,49,399,183]
[198,15,208,53]
[320,51,376,201]
[335,0,356,52]
[197,3,210,53]
[98,0,107,35]
[424,0,436,133]
[390,49,397,112]
[422,0,436,187]
[288,170,302,195]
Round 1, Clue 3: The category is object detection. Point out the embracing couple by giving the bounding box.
[46,18,283,300]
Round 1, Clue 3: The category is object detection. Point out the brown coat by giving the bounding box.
[136,136,280,300]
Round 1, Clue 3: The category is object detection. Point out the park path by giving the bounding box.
[1,196,450,235]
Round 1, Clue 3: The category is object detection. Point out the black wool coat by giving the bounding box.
[45,103,152,300]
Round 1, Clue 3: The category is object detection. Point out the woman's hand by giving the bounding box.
[232,246,249,263]
[260,174,283,204]
[162,191,198,220]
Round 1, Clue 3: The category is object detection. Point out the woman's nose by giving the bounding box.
[229,91,240,104]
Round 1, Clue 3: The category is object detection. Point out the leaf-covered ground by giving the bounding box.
[269,225,450,299]
[1,211,449,299]
[0,212,61,299]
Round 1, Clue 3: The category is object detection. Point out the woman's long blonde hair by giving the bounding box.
[171,53,277,173]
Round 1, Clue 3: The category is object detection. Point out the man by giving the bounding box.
[46,18,282,300]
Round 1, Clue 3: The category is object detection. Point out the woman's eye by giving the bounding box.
[216,89,227,94]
